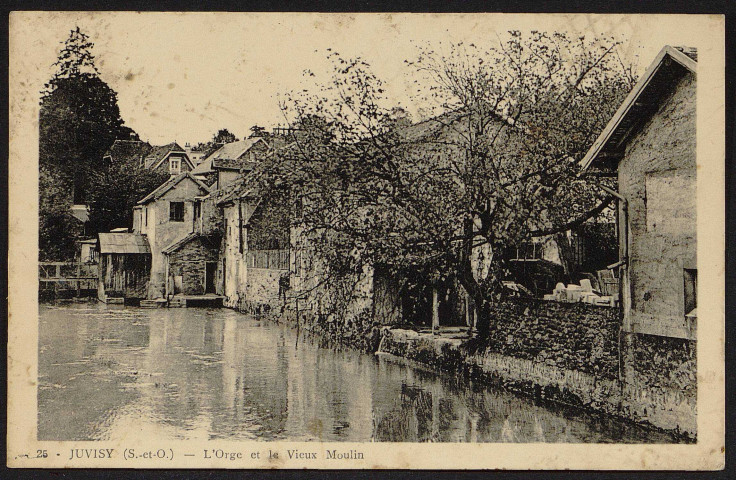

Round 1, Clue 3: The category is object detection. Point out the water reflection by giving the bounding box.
[38,304,677,443]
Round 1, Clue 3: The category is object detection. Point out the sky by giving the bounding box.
[10,12,715,146]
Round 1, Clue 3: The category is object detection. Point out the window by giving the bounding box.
[193,202,201,229]
[144,206,148,226]
[169,157,181,174]
[684,268,697,316]
[170,202,185,222]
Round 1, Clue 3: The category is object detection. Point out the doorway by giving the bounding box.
[205,262,217,294]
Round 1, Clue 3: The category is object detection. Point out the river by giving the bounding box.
[38,303,677,443]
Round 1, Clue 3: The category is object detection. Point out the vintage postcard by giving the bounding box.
[7,12,725,469]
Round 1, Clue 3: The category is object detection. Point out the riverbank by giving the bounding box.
[258,303,696,443]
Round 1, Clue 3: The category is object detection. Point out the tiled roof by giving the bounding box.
[98,233,151,254]
[70,204,89,223]
[212,158,258,171]
[580,45,697,172]
[397,110,470,143]
[162,232,198,255]
[144,142,188,169]
[192,138,268,174]
[162,232,220,255]
[137,172,211,205]
[213,174,262,206]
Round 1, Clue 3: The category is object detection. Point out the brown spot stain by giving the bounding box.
[306,418,323,439]
[167,83,175,90]
[124,72,135,81]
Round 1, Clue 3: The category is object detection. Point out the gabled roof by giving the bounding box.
[98,233,151,254]
[144,142,194,170]
[580,45,697,172]
[162,232,198,255]
[162,232,220,255]
[137,172,211,205]
[213,174,262,207]
[191,138,268,175]
[397,109,471,143]
[103,139,153,165]
[212,158,258,171]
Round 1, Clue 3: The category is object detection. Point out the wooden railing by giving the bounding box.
[246,249,289,270]
[39,261,98,295]
[39,261,98,280]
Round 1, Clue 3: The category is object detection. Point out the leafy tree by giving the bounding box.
[249,125,268,138]
[213,128,238,145]
[260,32,635,336]
[39,27,132,260]
[39,165,80,261]
[40,27,128,203]
[86,162,170,234]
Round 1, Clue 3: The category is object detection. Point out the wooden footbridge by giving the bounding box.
[39,261,98,297]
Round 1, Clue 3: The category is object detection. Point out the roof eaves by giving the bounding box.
[579,45,696,172]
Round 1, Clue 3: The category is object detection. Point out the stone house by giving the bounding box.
[161,232,220,296]
[580,45,697,433]
[191,137,269,189]
[580,45,697,340]
[142,142,195,176]
[133,172,212,299]
[216,178,290,310]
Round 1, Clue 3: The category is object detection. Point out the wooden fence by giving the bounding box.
[245,249,289,270]
[39,261,98,295]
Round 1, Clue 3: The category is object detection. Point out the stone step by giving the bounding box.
[140,299,165,309]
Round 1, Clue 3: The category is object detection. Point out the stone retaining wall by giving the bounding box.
[379,327,695,439]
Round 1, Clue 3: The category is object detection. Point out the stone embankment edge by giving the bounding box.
[254,307,696,442]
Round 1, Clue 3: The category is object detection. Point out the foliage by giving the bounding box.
[249,125,268,137]
[86,161,170,234]
[213,128,238,144]
[39,166,80,261]
[40,27,128,203]
[258,32,636,335]
[192,128,240,159]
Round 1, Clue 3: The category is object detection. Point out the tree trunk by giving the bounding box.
[457,217,492,337]
[554,232,576,282]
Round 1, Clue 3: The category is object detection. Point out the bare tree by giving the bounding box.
[258,32,636,335]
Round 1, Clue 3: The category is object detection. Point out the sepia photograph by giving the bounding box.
[7,11,725,469]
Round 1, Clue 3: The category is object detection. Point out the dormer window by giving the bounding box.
[169,157,181,174]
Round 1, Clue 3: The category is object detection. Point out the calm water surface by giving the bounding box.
[39,303,677,443]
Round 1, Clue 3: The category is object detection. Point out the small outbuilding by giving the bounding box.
[162,232,220,297]
[97,232,152,303]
